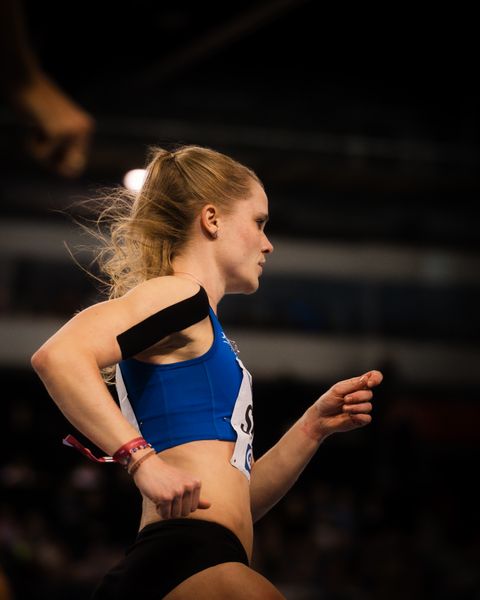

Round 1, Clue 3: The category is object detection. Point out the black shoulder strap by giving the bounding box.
[117,286,210,360]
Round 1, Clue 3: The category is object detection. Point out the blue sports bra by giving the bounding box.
[115,305,254,480]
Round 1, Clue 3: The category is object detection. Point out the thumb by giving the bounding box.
[197,498,212,509]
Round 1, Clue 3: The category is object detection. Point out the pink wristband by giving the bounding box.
[112,437,153,468]
[62,434,152,468]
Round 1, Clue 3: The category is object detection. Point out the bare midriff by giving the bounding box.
[138,439,254,561]
[134,310,253,558]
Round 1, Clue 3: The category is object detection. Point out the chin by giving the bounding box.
[228,275,260,295]
[244,277,260,294]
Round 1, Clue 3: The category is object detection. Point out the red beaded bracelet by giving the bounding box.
[127,448,157,476]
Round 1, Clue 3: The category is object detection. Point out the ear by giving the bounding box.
[200,204,219,238]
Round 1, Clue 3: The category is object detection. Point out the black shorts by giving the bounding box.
[90,518,250,599]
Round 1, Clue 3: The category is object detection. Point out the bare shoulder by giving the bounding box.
[31,277,203,368]
[63,275,200,337]
[77,276,200,328]
[119,276,201,318]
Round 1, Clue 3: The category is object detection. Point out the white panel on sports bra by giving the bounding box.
[229,357,254,481]
[115,364,140,431]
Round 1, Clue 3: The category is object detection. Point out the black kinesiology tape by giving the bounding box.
[117,286,210,360]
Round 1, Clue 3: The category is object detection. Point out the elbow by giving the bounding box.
[31,341,100,378]
[31,345,52,376]
[31,345,43,373]
[31,343,68,377]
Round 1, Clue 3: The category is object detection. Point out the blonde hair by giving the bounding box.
[87,144,261,299]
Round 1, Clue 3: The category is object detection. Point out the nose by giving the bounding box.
[262,233,274,254]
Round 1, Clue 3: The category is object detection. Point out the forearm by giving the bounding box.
[32,347,141,456]
[250,409,325,522]
[250,371,384,522]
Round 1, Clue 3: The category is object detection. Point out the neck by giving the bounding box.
[173,271,205,288]
[171,262,225,313]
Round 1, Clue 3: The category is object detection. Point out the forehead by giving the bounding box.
[243,180,269,213]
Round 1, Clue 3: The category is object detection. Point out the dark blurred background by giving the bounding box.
[1,1,479,599]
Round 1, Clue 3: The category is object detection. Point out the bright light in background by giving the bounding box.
[123,169,146,191]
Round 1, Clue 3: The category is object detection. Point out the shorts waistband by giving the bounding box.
[136,518,246,556]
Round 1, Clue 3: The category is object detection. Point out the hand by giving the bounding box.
[301,370,383,441]
[131,452,211,520]
[12,72,95,178]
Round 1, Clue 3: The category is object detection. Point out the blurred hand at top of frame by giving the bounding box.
[12,71,95,178]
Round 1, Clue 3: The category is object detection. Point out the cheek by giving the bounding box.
[223,224,259,264]
[233,229,252,252]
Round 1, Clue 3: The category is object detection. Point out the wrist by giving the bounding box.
[128,445,157,465]
[128,449,158,476]
[299,407,330,444]
[112,436,153,469]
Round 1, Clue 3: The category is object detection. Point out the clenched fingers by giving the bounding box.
[171,493,183,519]
[155,484,209,519]
[180,486,194,517]
[190,484,201,513]
[343,402,373,414]
[332,370,383,397]
[344,390,373,404]
[156,490,186,519]
[346,413,372,426]
[156,497,173,520]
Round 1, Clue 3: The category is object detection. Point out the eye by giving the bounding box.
[256,219,267,230]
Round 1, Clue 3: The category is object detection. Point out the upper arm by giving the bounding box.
[36,276,202,369]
